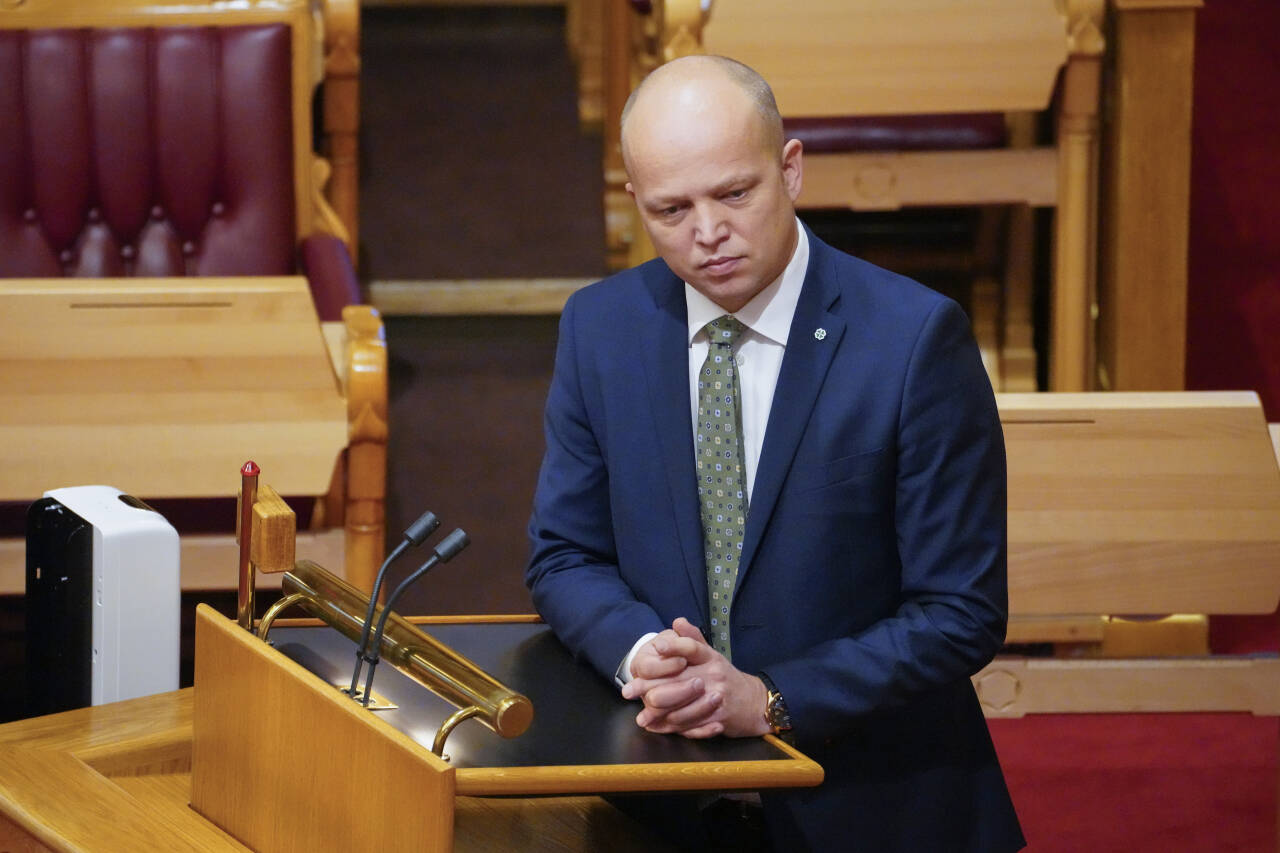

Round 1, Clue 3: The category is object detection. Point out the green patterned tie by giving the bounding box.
[696,315,748,660]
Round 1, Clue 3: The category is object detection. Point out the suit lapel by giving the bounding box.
[637,264,709,618]
[739,237,846,578]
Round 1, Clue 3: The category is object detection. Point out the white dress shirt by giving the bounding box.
[617,221,810,685]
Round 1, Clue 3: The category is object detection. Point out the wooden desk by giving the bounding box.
[0,277,379,593]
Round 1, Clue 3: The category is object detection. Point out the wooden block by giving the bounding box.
[974,656,1280,717]
[250,485,296,573]
[798,148,1057,211]
[1006,615,1106,644]
[1098,614,1208,657]
[192,606,455,853]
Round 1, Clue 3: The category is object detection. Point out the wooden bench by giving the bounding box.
[985,391,1280,715]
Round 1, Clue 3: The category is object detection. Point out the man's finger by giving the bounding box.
[652,634,704,659]
[669,618,721,665]
[630,652,687,680]
[671,617,707,644]
[638,690,720,734]
[658,690,723,729]
[638,676,705,713]
[621,676,663,700]
[678,720,726,739]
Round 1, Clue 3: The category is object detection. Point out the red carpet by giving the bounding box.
[993,714,1276,851]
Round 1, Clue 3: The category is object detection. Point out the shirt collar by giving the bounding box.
[685,218,809,346]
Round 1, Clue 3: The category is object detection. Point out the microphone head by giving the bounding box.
[404,511,441,546]
[434,528,470,562]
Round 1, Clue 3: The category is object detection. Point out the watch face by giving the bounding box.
[768,690,791,731]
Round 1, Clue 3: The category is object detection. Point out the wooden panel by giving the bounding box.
[999,392,1280,615]
[1006,615,1106,644]
[702,0,1068,116]
[455,795,676,852]
[0,690,247,852]
[1096,0,1200,390]
[369,278,594,316]
[0,749,239,852]
[0,811,57,852]
[798,148,1057,211]
[0,278,346,500]
[973,656,1280,717]
[191,606,455,853]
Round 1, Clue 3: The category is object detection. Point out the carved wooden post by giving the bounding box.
[340,306,388,594]
[1050,0,1106,390]
[322,0,361,259]
[603,0,637,270]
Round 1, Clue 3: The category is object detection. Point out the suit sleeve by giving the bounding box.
[763,299,1008,741]
[525,294,666,681]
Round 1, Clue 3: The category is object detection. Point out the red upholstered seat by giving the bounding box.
[0,25,359,319]
[783,113,1008,154]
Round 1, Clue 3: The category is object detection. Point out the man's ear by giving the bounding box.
[625,181,636,201]
[781,138,803,202]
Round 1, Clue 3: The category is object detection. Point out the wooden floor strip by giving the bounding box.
[370,278,596,316]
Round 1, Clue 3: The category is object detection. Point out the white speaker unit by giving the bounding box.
[26,485,180,715]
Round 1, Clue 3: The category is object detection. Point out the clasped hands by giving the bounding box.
[620,616,769,739]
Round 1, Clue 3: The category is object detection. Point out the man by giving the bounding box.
[526,55,1023,851]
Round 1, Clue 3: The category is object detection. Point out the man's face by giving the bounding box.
[625,97,803,313]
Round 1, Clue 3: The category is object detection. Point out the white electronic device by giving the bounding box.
[25,485,180,713]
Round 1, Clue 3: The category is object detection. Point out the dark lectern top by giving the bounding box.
[272,622,787,773]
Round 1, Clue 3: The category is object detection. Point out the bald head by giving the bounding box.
[621,55,784,174]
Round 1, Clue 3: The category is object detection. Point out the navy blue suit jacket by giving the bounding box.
[526,230,1023,851]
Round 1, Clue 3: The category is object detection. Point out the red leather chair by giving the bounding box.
[0,21,359,318]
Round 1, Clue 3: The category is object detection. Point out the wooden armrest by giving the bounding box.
[320,306,388,592]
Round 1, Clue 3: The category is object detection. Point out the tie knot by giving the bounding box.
[704,315,745,348]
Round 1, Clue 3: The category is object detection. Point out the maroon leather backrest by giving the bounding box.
[0,25,295,277]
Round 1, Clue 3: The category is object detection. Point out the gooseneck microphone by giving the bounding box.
[348,510,440,698]
[361,527,470,706]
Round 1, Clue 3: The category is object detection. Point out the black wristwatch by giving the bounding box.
[759,673,792,735]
